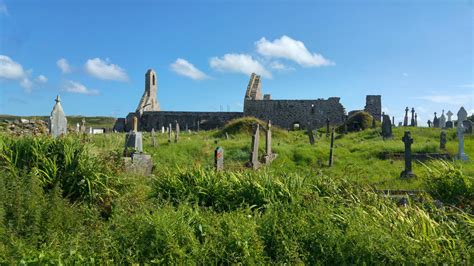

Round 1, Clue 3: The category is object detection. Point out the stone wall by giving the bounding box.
[125,111,243,132]
[243,97,345,130]
[364,95,382,121]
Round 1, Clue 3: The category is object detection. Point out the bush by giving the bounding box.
[337,111,375,133]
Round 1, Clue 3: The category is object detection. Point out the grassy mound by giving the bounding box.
[337,111,376,133]
[215,117,287,138]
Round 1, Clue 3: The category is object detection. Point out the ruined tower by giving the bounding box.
[136,69,160,113]
[244,73,263,100]
[364,95,382,121]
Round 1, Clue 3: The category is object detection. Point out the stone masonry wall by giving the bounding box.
[364,95,382,121]
[125,111,243,132]
[243,97,345,130]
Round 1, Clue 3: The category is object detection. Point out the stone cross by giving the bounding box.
[175,121,180,143]
[446,110,453,122]
[49,95,68,138]
[326,118,330,138]
[457,107,468,126]
[439,110,446,128]
[433,112,439,128]
[248,124,261,170]
[440,130,446,150]
[456,107,469,161]
[403,107,409,126]
[427,120,432,128]
[264,120,277,164]
[463,120,473,134]
[414,113,418,127]
[410,108,415,126]
[151,128,157,147]
[214,146,224,171]
[168,123,172,143]
[381,114,392,140]
[328,128,335,167]
[400,131,416,178]
[133,116,138,133]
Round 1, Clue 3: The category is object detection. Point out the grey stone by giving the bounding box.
[328,128,335,167]
[364,95,382,121]
[214,146,224,171]
[123,153,153,176]
[446,110,453,122]
[403,107,409,127]
[400,131,416,178]
[168,123,172,143]
[49,95,68,138]
[124,132,143,156]
[414,113,418,127]
[151,128,157,147]
[381,114,392,140]
[463,120,472,134]
[427,120,432,128]
[307,126,315,145]
[445,121,453,129]
[264,120,277,164]
[175,121,180,143]
[440,130,446,150]
[433,112,439,128]
[326,118,330,138]
[248,124,261,170]
[244,73,263,100]
[410,108,415,127]
[439,110,446,128]
[80,118,86,133]
[457,107,468,123]
[456,125,468,161]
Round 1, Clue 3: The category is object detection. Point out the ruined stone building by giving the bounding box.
[114,70,381,132]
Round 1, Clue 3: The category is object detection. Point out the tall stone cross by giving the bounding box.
[400,131,416,178]
[446,110,453,122]
[433,112,439,128]
[410,108,415,126]
[248,124,261,170]
[403,107,409,126]
[456,107,468,161]
[49,95,68,138]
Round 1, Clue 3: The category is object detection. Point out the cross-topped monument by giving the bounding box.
[410,108,415,127]
[456,107,469,161]
[49,95,68,138]
[403,107,409,127]
[400,131,416,178]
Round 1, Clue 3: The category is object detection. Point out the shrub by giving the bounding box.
[337,111,375,133]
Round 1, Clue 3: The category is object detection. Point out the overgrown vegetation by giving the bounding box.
[0,125,472,263]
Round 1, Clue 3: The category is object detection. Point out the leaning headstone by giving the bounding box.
[264,120,277,164]
[439,110,446,128]
[307,127,315,145]
[49,95,68,138]
[456,107,468,161]
[440,130,446,150]
[410,108,415,127]
[328,128,335,167]
[124,116,143,155]
[175,121,180,143]
[400,131,416,178]
[381,114,392,140]
[151,128,157,147]
[403,107,409,127]
[433,112,439,128]
[463,120,472,134]
[214,147,224,171]
[248,124,261,170]
[168,123,172,143]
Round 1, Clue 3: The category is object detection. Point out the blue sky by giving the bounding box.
[0,0,472,125]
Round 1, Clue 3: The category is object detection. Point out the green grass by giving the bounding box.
[0,126,472,263]
[0,115,116,129]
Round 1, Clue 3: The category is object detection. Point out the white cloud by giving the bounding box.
[63,80,99,95]
[57,58,71,74]
[269,61,295,71]
[0,55,25,79]
[255,35,334,67]
[20,78,33,91]
[85,58,128,81]
[36,75,47,83]
[0,1,8,16]
[210,53,272,78]
[415,94,473,105]
[170,58,209,80]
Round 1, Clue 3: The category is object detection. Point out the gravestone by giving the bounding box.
[440,130,446,150]
[392,116,395,126]
[225,132,229,140]
[161,126,165,134]
[49,95,68,138]
[410,108,415,127]
[446,110,453,122]
[403,107,409,126]
[124,116,143,155]
[76,123,80,132]
[439,110,446,128]
[214,147,224,171]
[381,114,392,140]
[80,118,86,133]
[457,107,467,125]
[248,124,261,170]
[175,121,180,143]
[427,120,432,128]
[414,113,418,127]
[463,120,472,134]
[264,120,277,164]
[456,107,469,161]
[398,122,402,127]
[445,121,453,129]
[307,127,315,145]
[433,112,439,128]
[185,123,188,132]
[326,118,330,138]
[328,128,335,167]
[197,119,200,132]
[168,123,172,143]
[151,128,157,147]
[400,131,416,178]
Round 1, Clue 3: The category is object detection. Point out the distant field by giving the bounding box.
[0,115,117,129]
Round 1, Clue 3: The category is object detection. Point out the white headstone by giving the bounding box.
[446,110,453,122]
[49,95,67,138]
[457,107,468,127]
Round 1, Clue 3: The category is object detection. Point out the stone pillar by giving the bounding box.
[175,121,180,143]
[214,147,224,171]
[168,123,172,143]
[410,108,415,127]
[456,107,468,161]
[403,107,409,127]
[400,131,416,178]
[326,118,330,138]
[329,128,335,167]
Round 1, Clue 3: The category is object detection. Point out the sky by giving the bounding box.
[0,0,472,125]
